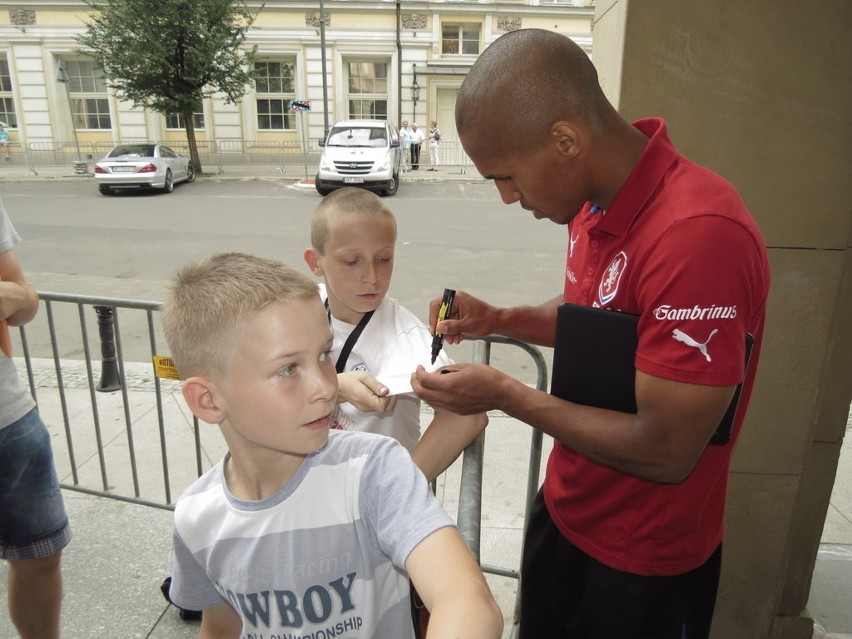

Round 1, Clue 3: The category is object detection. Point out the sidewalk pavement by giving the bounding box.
[809,408,852,639]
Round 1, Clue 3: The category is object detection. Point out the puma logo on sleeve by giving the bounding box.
[672,328,719,362]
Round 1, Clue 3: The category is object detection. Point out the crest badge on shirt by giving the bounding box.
[330,406,355,431]
[598,251,627,306]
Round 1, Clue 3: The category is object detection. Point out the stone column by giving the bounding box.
[593,2,852,637]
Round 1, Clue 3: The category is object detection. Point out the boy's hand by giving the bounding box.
[337,371,397,413]
[0,251,39,326]
[0,280,17,321]
[428,290,498,346]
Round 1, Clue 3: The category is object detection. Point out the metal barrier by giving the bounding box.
[12,138,476,176]
[11,291,203,511]
[215,138,316,156]
[434,139,475,174]
[22,140,136,176]
[4,141,58,175]
[463,335,548,638]
[11,290,548,633]
[212,138,322,177]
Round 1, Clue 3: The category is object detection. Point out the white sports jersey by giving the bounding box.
[324,286,452,452]
[169,431,454,638]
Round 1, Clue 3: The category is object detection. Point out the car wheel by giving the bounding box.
[185,162,196,183]
[162,169,174,193]
[315,179,332,196]
[382,172,399,197]
[98,185,113,195]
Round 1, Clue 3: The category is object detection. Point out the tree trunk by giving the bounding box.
[184,117,203,175]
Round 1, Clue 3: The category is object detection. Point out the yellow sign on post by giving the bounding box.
[152,355,181,380]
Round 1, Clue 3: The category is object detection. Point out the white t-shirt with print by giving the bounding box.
[170,431,455,637]
[322,286,451,452]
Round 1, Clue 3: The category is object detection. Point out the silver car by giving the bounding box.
[94,143,195,195]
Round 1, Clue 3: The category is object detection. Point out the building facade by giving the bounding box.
[0,0,593,163]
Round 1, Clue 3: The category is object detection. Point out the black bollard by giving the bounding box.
[94,305,122,392]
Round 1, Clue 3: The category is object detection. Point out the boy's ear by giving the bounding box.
[303,247,323,276]
[181,376,225,425]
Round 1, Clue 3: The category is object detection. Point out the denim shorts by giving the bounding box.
[0,408,71,560]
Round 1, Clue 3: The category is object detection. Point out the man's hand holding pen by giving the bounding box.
[431,288,456,365]
[427,290,499,345]
[419,288,512,415]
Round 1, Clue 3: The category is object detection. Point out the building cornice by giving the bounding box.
[1,0,593,16]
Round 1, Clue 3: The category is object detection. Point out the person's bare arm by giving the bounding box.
[411,408,488,482]
[413,364,734,483]
[0,248,38,326]
[198,601,242,639]
[406,527,503,639]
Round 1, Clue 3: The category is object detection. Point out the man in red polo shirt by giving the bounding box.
[412,29,770,639]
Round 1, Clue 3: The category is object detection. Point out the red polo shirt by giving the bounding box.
[543,118,770,576]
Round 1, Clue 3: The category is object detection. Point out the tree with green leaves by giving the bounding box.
[77,0,259,175]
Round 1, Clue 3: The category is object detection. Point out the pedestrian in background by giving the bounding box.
[399,120,412,171]
[1,198,71,639]
[409,122,424,170]
[428,120,441,171]
[0,124,10,161]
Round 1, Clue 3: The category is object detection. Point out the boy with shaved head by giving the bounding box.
[305,187,487,483]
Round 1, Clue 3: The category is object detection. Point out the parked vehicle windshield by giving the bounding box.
[326,127,386,147]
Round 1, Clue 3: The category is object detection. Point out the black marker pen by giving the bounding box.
[430,288,456,365]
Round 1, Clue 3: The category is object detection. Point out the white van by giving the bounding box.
[315,119,403,197]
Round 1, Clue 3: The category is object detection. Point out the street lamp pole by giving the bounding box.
[57,60,89,175]
[57,60,81,162]
[319,0,330,139]
[411,63,420,119]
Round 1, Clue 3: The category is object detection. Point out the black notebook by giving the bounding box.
[550,303,753,446]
